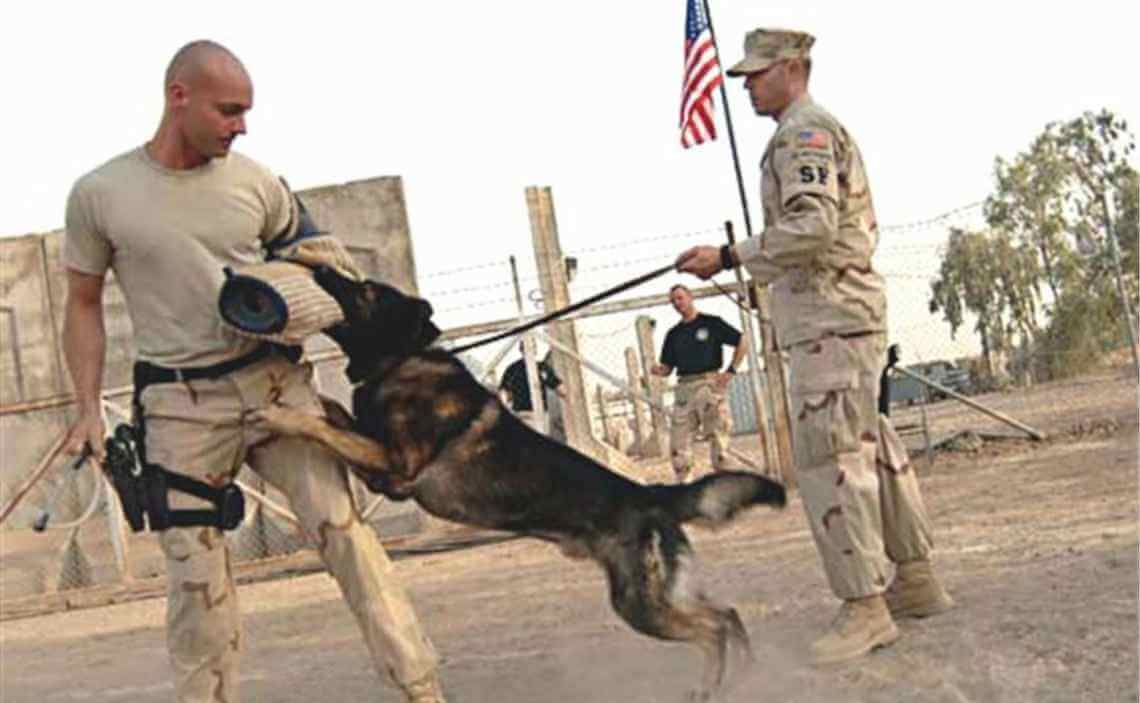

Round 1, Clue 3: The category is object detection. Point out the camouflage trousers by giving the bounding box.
[140,354,439,703]
[787,332,934,600]
[670,373,733,476]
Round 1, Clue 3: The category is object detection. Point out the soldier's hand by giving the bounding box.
[675,245,723,280]
[714,372,733,391]
[63,411,106,464]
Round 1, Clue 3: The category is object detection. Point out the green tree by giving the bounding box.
[985,109,1137,303]
[1050,109,1136,272]
[929,228,1040,381]
[1045,110,1138,377]
[985,131,1075,304]
[1115,169,1139,275]
[937,109,1138,382]
[1035,277,1128,380]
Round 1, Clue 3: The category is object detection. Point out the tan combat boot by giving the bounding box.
[401,672,447,703]
[884,559,955,619]
[810,594,899,665]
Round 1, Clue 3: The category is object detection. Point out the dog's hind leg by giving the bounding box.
[603,524,739,702]
[724,606,755,672]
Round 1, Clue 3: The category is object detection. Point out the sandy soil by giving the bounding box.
[2,365,1136,703]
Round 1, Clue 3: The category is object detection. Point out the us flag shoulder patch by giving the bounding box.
[797,130,829,149]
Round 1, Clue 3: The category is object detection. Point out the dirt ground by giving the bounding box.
[2,365,1137,703]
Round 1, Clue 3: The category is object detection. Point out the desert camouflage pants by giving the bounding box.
[787,332,934,600]
[140,353,439,702]
[670,373,733,476]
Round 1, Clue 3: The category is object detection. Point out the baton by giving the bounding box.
[32,443,94,532]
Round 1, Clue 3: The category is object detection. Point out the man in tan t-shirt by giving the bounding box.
[675,29,953,666]
[61,40,446,703]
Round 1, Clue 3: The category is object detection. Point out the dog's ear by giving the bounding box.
[400,296,440,352]
[420,319,442,349]
[311,265,364,321]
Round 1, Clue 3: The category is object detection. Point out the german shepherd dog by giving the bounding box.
[251,267,787,701]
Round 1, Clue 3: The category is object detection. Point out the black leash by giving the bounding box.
[448,263,677,355]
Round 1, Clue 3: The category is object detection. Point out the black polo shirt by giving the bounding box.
[660,314,742,376]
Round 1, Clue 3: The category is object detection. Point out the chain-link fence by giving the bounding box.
[3,205,1136,614]
[872,202,1137,457]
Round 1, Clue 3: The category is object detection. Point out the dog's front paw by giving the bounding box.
[245,405,315,437]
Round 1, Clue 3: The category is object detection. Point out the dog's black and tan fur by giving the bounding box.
[252,267,787,701]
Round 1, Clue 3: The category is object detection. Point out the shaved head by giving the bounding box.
[164,40,248,89]
[151,39,253,166]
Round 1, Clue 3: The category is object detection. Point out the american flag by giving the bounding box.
[679,0,723,148]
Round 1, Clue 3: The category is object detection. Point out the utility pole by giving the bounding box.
[1103,193,1140,380]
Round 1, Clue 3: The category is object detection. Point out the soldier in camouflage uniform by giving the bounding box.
[675,28,953,665]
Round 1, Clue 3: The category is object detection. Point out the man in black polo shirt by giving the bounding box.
[651,284,748,482]
[499,344,566,435]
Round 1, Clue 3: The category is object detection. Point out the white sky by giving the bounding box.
[3,0,1137,364]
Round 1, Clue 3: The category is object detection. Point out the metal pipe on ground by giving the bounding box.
[893,366,1046,441]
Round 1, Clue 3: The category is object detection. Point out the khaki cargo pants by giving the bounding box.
[787,332,934,600]
[669,373,733,477]
[140,353,439,702]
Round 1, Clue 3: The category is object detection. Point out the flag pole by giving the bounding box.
[698,1,793,481]
[699,0,755,239]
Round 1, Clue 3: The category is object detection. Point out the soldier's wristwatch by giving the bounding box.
[718,244,735,271]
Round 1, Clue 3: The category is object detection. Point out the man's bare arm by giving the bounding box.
[62,269,108,461]
[729,336,748,371]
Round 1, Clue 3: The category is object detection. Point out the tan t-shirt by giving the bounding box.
[63,146,292,367]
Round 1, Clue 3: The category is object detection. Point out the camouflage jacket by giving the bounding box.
[735,94,887,348]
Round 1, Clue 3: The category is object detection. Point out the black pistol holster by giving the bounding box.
[104,347,297,533]
[104,424,245,532]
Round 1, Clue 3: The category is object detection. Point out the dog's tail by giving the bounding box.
[650,471,786,526]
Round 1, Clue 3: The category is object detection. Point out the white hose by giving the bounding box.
[38,472,104,531]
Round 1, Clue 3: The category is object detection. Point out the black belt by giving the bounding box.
[785,330,880,351]
[678,370,720,380]
[133,343,301,393]
[115,343,300,534]
[836,330,877,340]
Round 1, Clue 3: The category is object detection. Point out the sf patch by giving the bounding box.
[800,164,830,185]
[774,127,840,205]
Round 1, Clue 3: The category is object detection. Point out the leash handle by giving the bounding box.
[33,443,94,532]
[448,263,677,355]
